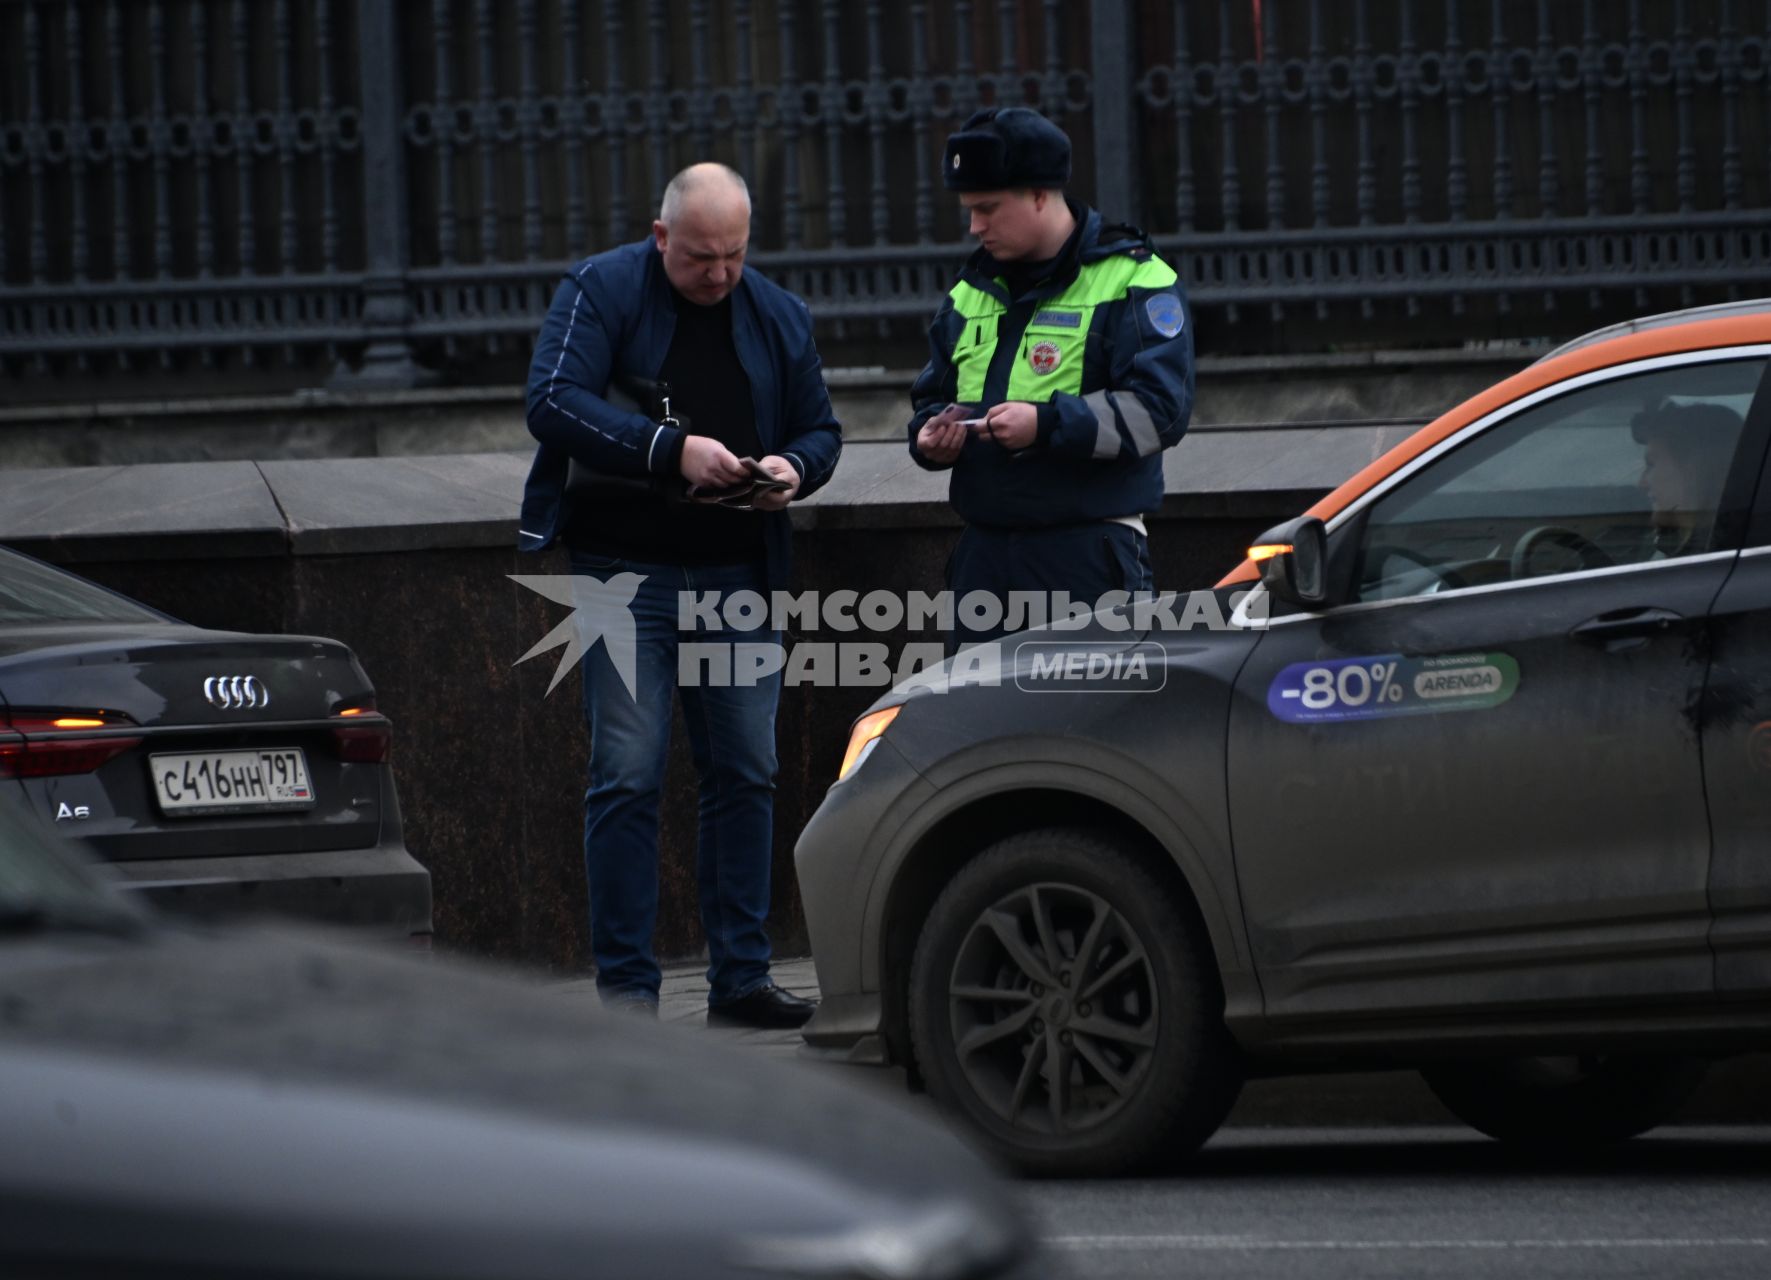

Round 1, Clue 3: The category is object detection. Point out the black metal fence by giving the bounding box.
[3,0,1769,393]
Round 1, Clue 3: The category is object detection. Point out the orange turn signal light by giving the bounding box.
[1247,543,1293,563]
[839,706,901,781]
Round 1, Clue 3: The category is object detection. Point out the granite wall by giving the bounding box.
[0,347,1527,465]
[0,438,1349,970]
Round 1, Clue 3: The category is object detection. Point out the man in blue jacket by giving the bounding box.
[521,163,841,1026]
[908,109,1194,650]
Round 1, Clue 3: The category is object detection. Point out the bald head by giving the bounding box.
[654,164,752,306]
[660,163,751,226]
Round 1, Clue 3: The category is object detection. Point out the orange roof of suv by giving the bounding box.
[1217,302,1771,588]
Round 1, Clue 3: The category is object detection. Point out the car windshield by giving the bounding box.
[0,548,165,626]
[0,801,143,936]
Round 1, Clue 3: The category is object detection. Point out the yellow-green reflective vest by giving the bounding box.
[945,253,1179,404]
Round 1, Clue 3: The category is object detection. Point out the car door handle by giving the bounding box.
[1569,607,1685,642]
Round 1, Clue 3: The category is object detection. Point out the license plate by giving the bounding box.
[149,748,315,816]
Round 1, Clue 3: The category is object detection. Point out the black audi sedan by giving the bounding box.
[0,544,430,940]
[0,801,1036,1280]
[797,301,1771,1175]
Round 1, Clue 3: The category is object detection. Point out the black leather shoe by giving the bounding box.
[706,980,818,1030]
[602,994,658,1019]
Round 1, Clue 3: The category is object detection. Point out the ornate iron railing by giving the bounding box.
[2,0,1768,392]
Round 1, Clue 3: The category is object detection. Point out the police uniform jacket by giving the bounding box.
[907,204,1193,530]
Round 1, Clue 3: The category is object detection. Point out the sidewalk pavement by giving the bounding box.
[555,958,1771,1128]
[553,957,1461,1124]
[555,955,820,1061]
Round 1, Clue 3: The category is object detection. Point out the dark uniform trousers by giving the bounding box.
[947,521,1155,652]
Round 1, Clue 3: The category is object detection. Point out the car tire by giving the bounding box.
[908,827,1241,1176]
[1421,1055,1709,1147]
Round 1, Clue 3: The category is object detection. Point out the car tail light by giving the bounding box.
[0,709,142,779]
[330,700,391,763]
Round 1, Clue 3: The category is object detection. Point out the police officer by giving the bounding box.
[908,108,1193,649]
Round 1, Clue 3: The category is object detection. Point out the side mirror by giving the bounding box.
[1250,516,1329,609]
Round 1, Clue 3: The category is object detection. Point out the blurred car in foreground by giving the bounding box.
[798,300,1771,1175]
[0,800,1036,1280]
[0,544,430,940]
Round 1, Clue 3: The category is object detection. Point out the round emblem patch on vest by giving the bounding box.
[1145,293,1185,338]
[1028,339,1063,376]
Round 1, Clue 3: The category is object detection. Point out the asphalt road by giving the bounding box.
[1022,1125,1771,1280]
[615,962,1771,1277]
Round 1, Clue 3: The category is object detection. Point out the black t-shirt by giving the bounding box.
[565,291,767,566]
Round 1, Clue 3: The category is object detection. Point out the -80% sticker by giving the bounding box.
[1298,661,1403,710]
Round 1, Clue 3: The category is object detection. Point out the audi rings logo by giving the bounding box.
[204,675,270,711]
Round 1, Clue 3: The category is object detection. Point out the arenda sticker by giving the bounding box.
[1268,652,1519,724]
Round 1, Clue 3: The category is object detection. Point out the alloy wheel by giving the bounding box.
[946,881,1159,1136]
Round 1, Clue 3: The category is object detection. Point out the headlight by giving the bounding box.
[732,1201,1020,1280]
[838,707,901,782]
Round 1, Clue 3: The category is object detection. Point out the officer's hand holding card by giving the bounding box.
[915,403,977,466]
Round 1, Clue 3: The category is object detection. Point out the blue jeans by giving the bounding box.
[570,552,781,1006]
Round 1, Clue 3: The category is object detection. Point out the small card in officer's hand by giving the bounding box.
[929,402,981,428]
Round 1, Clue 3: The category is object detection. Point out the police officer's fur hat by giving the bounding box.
[942,107,1071,192]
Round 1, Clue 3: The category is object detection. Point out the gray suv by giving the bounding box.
[794,304,1771,1175]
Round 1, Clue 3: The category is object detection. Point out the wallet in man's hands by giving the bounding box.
[686,458,793,507]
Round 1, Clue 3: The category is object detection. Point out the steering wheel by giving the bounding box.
[1509,525,1614,580]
